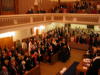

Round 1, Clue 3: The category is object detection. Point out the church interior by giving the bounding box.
[0,0,100,75]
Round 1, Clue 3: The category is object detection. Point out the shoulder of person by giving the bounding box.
[93,56,100,61]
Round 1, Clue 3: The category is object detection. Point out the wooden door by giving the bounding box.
[0,37,14,49]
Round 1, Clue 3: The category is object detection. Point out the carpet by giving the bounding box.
[63,61,79,75]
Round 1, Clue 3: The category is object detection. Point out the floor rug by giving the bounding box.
[63,61,79,75]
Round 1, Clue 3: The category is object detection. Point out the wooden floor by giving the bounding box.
[40,49,86,75]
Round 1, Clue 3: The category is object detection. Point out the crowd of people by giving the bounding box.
[72,29,100,75]
[26,1,100,14]
[26,7,46,14]
[0,25,100,75]
[0,27,71,75]
[68,28,100,47]
[52,1,99,14]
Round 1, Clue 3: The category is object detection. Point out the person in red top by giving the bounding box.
[0,66,9,75]
[32,52,38,65]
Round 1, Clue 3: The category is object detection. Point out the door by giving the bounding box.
[0,37,14,49]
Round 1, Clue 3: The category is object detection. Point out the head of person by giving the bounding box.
[34,52,38,56]
[49,45,53,50]
[4,60,9,65]
[22,39,24,42]
[38,48,40,51]
[21,60,26,65]
[42,45,44,49]
[2,66,8,72]
[25,52,29,56]
[11,61,16,66]
[63,45,66,48]
[8,51,12,56]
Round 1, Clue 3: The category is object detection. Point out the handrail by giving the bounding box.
[0,13,100,17]
[0,13,100,33]
[0,13,100,18]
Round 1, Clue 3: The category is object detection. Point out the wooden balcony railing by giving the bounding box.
[0,13,100,33]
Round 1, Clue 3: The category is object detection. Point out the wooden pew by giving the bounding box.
[24,65,41,75]
[43,51,60,64]
[51,52,59,64]
[51,51,61,64]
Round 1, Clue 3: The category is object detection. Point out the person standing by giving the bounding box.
[16,40,21,49]
[22,40,27,52]
[28,39,33,56]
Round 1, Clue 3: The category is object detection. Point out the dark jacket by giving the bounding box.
[87,56,100,75]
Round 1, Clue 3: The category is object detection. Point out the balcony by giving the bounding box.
[0,13,100,33]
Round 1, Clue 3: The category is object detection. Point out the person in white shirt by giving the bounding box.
[28,39,33,56]
[22,40,27,52]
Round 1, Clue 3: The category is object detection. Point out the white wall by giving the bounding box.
[94,26,100,31]
[10,23,100,41]
[70,24,87,29]
[12,22,65,41]
[1,23,99,42]
[44,22,65,32]
[13,28,32,41]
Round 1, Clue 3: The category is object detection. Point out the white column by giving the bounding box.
[14,19,18,24]
[63,15,66,22]
[44,16,46,21]
[51,15,54,21]
[98,17,100,24]
[73,17,77,22]
[30,17,33,23]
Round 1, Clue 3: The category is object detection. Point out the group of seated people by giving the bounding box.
[26,1,100,14]
[83,46,100,75]
[51,1,100,14]
[52,1,99,14]
[68,29,100,47]
[26,7,46,14]
[72,1,98,14]
[0,27,71,75]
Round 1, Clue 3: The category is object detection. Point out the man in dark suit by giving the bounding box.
[59,45,70,62]
[18,60,26,75]
[47,45,54,63]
